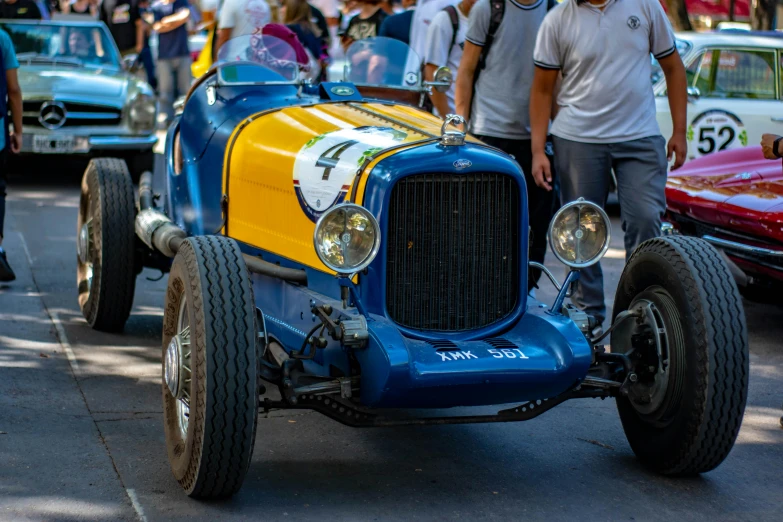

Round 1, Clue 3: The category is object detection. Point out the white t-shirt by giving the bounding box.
[424,7,467,115]
[218,0,271,39]
[408,0,458,62]
[309,0,338,19]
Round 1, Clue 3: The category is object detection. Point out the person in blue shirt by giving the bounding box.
[151,0,191,124]
[378,0,415,45]
[0,28,22,281]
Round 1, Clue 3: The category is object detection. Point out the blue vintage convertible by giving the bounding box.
[76,34,749,499]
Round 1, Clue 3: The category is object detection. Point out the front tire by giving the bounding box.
[77,158,137,332]
[162,236,258,499]
[612,236,748,475]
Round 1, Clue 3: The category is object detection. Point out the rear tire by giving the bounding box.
[162,236,258,499]
[77,158,137,332]
[612,236,748,475]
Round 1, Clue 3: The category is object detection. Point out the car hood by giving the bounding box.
[18,65,129,104]
[666,146,783,242]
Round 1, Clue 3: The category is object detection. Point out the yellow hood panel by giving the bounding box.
[224,102,448,272]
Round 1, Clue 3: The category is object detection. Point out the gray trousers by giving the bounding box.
[552,135,668,325]
[158,56,192,122]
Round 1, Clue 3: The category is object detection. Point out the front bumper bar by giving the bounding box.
[21,134,157,154]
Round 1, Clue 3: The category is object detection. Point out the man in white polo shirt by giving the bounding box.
[529,0,687,331]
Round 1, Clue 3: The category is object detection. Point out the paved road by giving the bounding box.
[1,162,782,522]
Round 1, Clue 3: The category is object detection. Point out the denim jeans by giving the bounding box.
[158,56,192,122]
[139,45,157,90]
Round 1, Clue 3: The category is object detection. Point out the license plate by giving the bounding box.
[33,135,74,154]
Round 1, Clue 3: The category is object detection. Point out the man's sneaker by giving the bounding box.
[0,250,16,282]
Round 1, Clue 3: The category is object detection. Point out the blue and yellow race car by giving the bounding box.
[76,34,750,499]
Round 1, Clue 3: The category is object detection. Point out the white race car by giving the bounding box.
[655,32,783,160]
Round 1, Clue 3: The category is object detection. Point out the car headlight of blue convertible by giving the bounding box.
[548,198,611,268]
[314,204,381,274]
[129,93,157,131]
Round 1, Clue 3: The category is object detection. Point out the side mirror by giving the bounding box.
[433,66,453,92]
[687,86,701,101]
[423,66,453,93]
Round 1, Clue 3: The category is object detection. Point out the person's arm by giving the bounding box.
[154,7,191,33]
[647,0,686,169]
[6,68,22,154]
[425,63,450,117]
[760,133,782,160]
[135,18,145,52]
[529,67,558,191]
[215,28,231,60]
[658,51,687,170]
[454,41,480,121]
[215,0,234,60]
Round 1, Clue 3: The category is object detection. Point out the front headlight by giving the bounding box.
[129,93,157,131]
[548,198,611,268]
[314,204,381,274]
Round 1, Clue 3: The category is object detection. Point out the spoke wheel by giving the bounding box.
[77,158,137,332]
[162,236,258,499]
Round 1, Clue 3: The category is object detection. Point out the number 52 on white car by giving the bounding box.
[655,32,783,160]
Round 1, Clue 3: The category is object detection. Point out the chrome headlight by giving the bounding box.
[314,204,381,274]
[548,198,611,268]
[129,93,157,131]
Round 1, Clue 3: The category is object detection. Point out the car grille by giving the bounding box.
[22,100,122,128]
[385,173,519,332]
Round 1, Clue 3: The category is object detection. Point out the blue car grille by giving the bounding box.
[385,172,519,332]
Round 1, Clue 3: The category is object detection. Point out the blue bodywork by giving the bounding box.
[159,73,593,409]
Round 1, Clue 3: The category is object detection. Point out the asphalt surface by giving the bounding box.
[1,157,782,522]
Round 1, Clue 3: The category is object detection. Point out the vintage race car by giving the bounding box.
[76,35,749,499]
[655,32,783,161]
[665,144,783,294]
[2,19,157,176]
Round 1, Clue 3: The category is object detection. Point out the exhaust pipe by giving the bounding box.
[136,172,186,258]
[135,172,307,285]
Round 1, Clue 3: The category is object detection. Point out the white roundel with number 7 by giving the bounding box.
[687,110,747,159]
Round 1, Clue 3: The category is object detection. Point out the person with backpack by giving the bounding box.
[454,0,558,295]
[423,0,475,116]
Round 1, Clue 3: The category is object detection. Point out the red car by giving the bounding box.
[665,145,783,292]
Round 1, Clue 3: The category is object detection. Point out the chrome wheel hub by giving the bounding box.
[168,298,192,439]
[77,220,93,290]
[164,336,182,397]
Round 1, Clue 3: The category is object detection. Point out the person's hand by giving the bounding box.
[135,41,144,53]
[761,133,781,160]
[9,132,21,154]
[531,151,552,191]
[667,130,687,170]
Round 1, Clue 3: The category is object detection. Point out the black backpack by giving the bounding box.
[472,0,558,86]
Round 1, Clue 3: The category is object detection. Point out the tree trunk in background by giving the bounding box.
[665,0,693,31]
[729,0,736,21]
[751,0,777,29]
